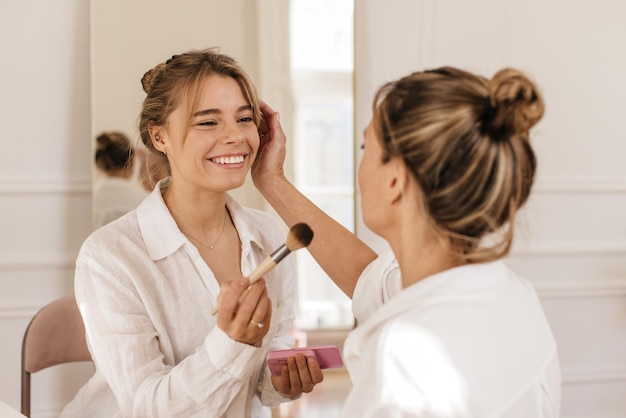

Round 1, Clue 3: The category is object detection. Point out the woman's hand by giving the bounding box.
[215,278,272,346]
[271,353,324,396]
[252,101,287,189]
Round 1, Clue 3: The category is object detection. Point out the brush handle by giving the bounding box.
[247,256,277,284]
[209,250,285,316]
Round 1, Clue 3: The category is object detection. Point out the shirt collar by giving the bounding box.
[137,177,265,261]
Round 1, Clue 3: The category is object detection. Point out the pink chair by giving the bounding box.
[21,295,92,417]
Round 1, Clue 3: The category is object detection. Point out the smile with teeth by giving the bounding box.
[210,155,245,165]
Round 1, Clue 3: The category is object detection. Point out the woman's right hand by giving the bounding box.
[215,278,272,346]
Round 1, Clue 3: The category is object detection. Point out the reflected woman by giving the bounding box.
[93,131,148,228]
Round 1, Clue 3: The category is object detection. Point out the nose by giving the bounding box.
[222,121,246,144]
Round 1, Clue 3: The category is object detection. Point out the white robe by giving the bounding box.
[342,254,561,417]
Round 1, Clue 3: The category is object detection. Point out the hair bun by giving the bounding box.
[95,132,113,151]
[141,63,166,94]
[487,68,544,139]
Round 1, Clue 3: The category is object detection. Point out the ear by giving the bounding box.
[386,157,409,204]
[149,125,167,153]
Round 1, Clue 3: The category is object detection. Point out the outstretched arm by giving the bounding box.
[252,101,377,298]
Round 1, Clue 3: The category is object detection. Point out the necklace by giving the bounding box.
[182,212,227,250]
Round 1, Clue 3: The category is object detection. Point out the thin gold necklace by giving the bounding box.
[182,212,227,250]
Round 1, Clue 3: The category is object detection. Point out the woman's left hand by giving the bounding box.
[271,353,324,396]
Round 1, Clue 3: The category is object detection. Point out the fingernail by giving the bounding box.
[276,112,280,122]
[239,278,249,286]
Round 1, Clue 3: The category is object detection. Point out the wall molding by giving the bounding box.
[0,307,38,320]
[512,241,626,257]
[535,281,626,299]
[0,253,76,270]
[563,368,626,385]
[0,179,91,195]
[534,178,626,193]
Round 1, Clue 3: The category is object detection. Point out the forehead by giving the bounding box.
[193,74,247,106]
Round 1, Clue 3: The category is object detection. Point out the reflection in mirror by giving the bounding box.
[93,131,149,228]
[90,0,264,229]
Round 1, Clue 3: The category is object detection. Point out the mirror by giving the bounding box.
[90,0,290,228]
[91,0,358,329]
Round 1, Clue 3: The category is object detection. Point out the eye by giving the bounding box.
[197,120,218,127]
[238,116,254,123]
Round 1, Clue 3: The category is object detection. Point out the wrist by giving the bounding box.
[253,169,288,196]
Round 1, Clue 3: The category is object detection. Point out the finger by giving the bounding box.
[259,100,275,117]
[279,364,290,393]
[249,288,270,328]
[261,297,272,327]
[258,101,274,133]
[270,110,281,128]
[216,278,249,323]
[287,356,302,395]
[258,119,269,139]
[248,288,270,321]
[307,356,324,384]
[252,294,272,337]
[235,279,267,323]
[235,279,263,306]
[294,354,315,393]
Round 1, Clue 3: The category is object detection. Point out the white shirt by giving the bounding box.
[61,179,296,418]
[342,253,561,418]
[93,176,149,228]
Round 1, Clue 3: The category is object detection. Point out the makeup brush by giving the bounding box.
[210,223,314,315]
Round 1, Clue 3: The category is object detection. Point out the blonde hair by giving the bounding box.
[138,48,260,169]
[373,67,544,263]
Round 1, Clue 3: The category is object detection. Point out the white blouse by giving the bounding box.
[343,255,562,417]
[60,179,296,418]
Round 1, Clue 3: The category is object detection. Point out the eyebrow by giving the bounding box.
[193,105,254,118]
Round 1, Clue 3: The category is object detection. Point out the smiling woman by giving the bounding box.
[62,48,324,418]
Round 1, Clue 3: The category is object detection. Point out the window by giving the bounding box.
[290,0,355,329]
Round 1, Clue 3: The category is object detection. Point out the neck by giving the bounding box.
[393,238,462,289]
[385,191,463,289]
[107,168,133,179]
[163,180,228,236]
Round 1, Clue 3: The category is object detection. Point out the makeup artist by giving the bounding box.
[253,67,561,417]
[61,48,322,418]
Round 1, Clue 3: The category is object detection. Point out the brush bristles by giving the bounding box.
[285,223,314,252]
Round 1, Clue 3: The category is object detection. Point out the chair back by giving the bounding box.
[21,295,92,416]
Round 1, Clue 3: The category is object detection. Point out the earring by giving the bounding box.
[155,134,161,140]
[162,150,167,155]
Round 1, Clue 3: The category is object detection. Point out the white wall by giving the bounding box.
[355,1,626,417]
[0,0,93,415]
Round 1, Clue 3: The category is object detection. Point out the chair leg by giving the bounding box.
[21,370,30,417]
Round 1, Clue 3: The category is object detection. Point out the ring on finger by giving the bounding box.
[250,319,264,329]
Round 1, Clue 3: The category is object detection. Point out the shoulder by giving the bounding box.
[78,213,144,265]
[353,249,402,323]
